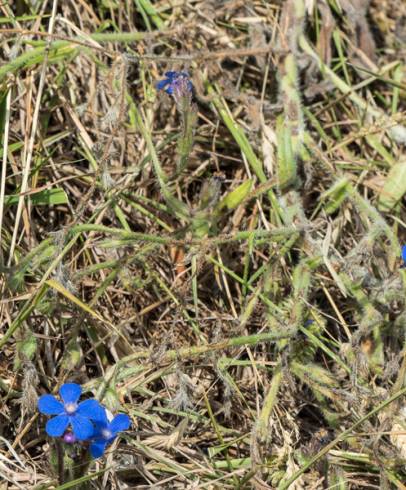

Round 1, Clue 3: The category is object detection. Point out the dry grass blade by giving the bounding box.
[0,0,406,489]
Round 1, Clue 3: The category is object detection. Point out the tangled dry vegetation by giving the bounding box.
[1,0,406,488]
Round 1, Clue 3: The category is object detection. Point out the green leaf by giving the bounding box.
[61,338,82,371]
[15,331,37,369]
[137,0,163,29]
[0,43,77,81]
[103,387,121,412]
[320,177,350,214]
[46,278,105,322]
[207,85,266,182]
[5,187,68,206]
[20,334,37,359]
[218,179,253,210]
[291,360,338,401]
[378,160,406,211]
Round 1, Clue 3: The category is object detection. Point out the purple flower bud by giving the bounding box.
[172,74,192,102]
[63,431,76,444]
[156,71,193,109]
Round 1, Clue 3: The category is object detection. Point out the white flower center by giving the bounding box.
[65,403,77,414]
[102,428,112,439]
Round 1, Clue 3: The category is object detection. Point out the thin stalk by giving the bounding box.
[56,440,65,485]
[0,89,11,254]
[112,330,291,367]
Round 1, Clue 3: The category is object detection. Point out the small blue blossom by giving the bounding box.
[89,408,130,458]
[38,383,105,441]
[402,245,406,266]
[156,71,193,99]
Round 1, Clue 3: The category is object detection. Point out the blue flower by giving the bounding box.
[38,383,105,441]
[156,71,193,98]
[402,245,406,266]
[89,409,130,458]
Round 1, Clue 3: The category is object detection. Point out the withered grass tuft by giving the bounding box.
[1,0,406,488]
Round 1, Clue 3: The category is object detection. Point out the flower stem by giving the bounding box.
[56,439,65,485]
[72,448,91,490]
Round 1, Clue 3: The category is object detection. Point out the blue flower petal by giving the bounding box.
[156,79,170,91]
[60,383,82,404]
[92,420,109,442]
[46,414,69,437]
[402,245,406,264]
[70,414,94,440]
[38,395,64,415]
[90,440,108,459]
[76,399,106,422]
[164,71,177,78]
[110,414,131,434]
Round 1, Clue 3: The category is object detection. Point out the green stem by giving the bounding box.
[56,440,65,485]
[106,330,291,367]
